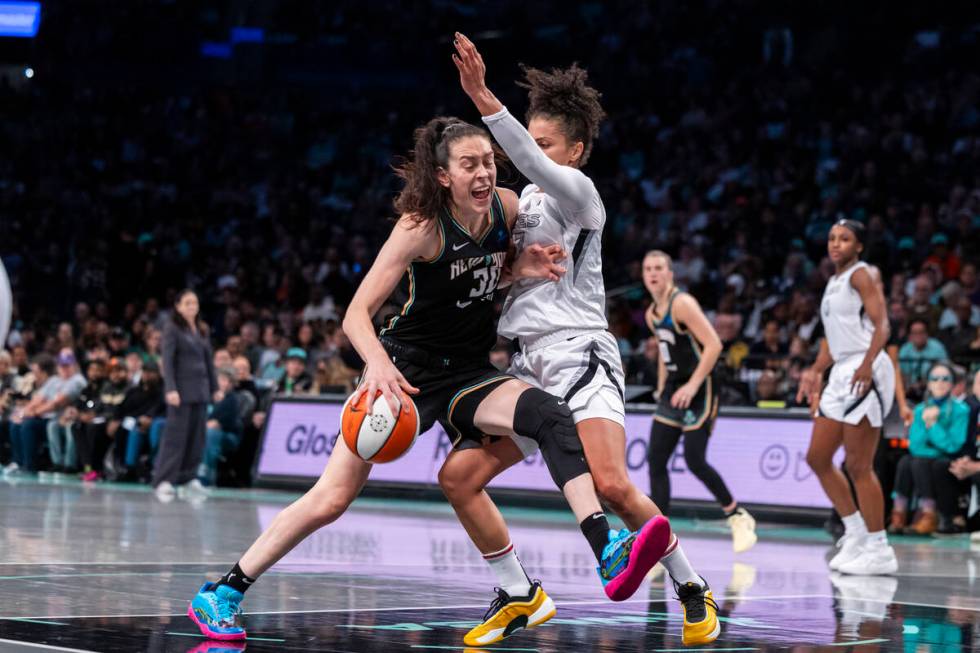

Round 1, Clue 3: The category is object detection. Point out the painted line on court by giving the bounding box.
[827,639,889,647]
[0,638,97,652]
[0,593,842,622]
[654,648,759,652]
[411,647,539,652]
[166,631,285,643]
[7,618,69,626]
[847,597,980,613]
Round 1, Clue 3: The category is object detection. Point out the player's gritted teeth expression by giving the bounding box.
[827,224,861,265]
[438,135,496,217]
[643,253,672,295]
[529,116,584,167]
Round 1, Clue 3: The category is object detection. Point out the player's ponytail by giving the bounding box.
[393,117,489,223]
[518,63,605,166]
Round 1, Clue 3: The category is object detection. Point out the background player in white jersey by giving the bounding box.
[448,33,720,646]
[643,251,757,553]
[797,220,898,575]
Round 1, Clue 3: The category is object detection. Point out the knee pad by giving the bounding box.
[513,387,589,488]
[514,388,579,453]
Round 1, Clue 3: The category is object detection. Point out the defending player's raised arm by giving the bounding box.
[453,33,598,224]
[343,216,430,411]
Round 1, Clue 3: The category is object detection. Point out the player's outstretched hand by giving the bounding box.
[352,357,420,415]
[512,243,567,282]
[452,32,488,99]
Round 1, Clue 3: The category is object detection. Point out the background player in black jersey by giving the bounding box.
[187,116,662,648]
[643,250,758,553]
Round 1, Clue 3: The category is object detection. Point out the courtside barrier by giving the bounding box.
[254,396,840,513]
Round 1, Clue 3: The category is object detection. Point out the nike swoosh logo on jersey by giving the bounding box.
[452,242,468,251]
[456,300,472,308]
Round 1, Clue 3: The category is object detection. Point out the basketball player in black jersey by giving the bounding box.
[643,250,758,553]
[188,117,659,647]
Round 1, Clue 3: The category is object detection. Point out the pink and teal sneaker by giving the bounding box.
[188,583,246,640]
[599,515,671,601]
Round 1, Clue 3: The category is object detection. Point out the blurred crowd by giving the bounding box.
[0,2,979,489]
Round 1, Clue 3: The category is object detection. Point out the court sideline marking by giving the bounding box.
[8,592,970,622]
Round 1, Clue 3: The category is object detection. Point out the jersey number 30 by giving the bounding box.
[470,266,501,299]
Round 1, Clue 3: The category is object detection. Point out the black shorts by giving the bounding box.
[378,337,513,449]
[654,374,718,433]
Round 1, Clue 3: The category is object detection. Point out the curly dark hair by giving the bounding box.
[518,63,606,166]
[393,117,492,224]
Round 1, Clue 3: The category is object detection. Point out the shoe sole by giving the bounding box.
[187,604,247,641]
[605,515,671,602]
[836,563,898,576]
[732,529,758,553]
[464,595,556,646]
[683,618,721,646]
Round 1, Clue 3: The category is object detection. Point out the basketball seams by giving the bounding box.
[341,391,420,463]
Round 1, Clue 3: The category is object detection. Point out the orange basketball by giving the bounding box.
[341,390,420,463]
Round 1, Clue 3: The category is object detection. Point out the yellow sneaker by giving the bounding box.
[727,508,758,553]
[676,579,720,646]
[463,581,556,647]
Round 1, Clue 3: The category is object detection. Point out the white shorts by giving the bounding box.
[818,352,895,428]
[507,330,626,456]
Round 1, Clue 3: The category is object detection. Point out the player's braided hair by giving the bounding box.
[518,63,605,166]
[393,117,490,223]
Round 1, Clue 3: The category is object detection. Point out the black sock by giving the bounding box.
[580,512,611,563]
[216,562,256,594]
[723,504,741,518]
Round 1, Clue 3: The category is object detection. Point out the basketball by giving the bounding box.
[341,390,420,463]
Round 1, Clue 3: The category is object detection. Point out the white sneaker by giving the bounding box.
[728,509,758,553]
[971,530,980,543]
[836,543,898,576]
[154,481,176,502]
[2,462,19,475]
[178,479,210,498]
[828,533,865,571]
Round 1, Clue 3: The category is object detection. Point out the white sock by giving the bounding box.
[661,534,701,586]
[866,530,889,549]
[483,542,532,597]
[841,511,868,537]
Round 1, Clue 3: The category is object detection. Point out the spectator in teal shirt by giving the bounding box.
[898,318,949,399]
[888,363,969,535]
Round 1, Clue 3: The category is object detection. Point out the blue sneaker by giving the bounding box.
[188,582,247,640]
[597,516,671,601]
[598,528,635,585]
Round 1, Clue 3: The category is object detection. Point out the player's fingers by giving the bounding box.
[381,385,400,416]
[362,381,378,414]
[397,373,420,395]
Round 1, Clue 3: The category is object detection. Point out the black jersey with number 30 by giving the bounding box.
[380,192,510,359]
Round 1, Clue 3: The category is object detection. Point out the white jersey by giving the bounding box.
[820,261,873,361]
[483,108,608,340]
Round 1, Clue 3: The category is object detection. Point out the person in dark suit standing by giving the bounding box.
[155,289,217,500]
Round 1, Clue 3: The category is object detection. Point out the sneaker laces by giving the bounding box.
[483,587,511,622]
[209,591,242,625]
[673,580,718,622]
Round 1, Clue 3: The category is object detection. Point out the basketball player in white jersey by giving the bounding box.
[448,33,719,645]
[797,220,898,575]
